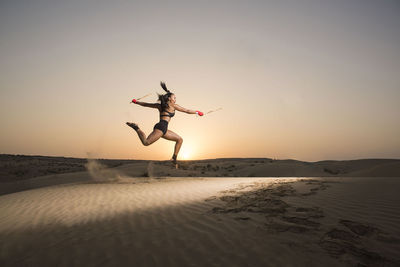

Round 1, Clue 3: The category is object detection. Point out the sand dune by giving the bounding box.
[345,161,400,177]
[1,177,400,266]
[1,155,400,265]
[1,155,399,195]
[2,155,399,183]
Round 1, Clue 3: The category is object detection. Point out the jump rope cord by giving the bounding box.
[205,107,222,115]
[130,93,222,116]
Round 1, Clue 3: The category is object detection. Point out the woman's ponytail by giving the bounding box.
[158,81,173,111]
[160,81,171,94]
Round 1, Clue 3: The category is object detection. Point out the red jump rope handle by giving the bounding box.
[196,111,204,116]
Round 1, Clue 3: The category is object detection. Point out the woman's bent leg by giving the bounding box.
[162,130,183,158]
[127,122,163,146]
[144,129,164,145]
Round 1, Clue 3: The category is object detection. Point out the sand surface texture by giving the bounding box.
[1,156,400,196]
[1,176,399,267]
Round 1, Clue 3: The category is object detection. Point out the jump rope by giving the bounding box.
[129,83,222,116]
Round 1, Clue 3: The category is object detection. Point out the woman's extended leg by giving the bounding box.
[126,122,163,146]
[162,130,183,160]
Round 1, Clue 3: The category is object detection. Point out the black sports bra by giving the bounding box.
[160,110,175,118]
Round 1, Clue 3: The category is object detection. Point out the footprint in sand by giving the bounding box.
[210,181,326,235]
[319,220,399,266]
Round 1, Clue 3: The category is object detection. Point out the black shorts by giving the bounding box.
[153,120,168,135]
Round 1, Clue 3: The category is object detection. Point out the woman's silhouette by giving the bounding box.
[126,82,203,164]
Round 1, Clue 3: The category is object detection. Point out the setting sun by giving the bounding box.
[181,150,191,160]
[179,144,194,160]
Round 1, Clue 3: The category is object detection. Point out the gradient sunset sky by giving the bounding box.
[1,0,399,161]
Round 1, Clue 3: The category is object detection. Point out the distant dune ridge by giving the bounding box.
[0,154,399,195]
[1,155,399,181]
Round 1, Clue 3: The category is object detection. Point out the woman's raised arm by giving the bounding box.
[132,99,160,109]
[174,104,203,116]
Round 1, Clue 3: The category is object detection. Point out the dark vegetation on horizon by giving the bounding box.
[0,154,145,182]
[0,154,399,182]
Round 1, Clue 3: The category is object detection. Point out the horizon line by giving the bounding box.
[1,153,399,163]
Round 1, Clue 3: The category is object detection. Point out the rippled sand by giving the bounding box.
[1,177,399,266]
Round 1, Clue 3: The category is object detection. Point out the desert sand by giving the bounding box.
[1,155,400,195]
[1,155,400,266]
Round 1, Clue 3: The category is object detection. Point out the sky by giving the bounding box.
[1,0,399,161]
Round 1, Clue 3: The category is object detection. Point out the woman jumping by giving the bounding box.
[126,82,204,164]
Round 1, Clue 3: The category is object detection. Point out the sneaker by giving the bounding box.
[171,154,177,164]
